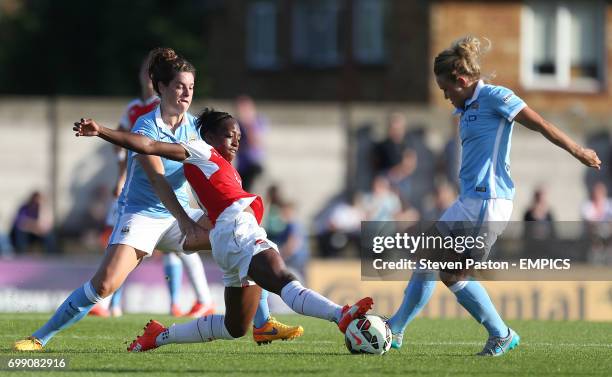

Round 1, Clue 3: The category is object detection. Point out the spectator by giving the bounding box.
[439,117,461,190]
[523,186,556,240]
[422,182,456,221]
[235,95,267,192]
[523,186,557,259]
[394,199,421,222]
[275,202,310,281]
[0,213,14,258]
[581,182,612,264]
[80,185,112,251]
[316,192,365,258]
[372,112,408,174]
[403,126,437,214]
[263,184,285,243]
[581,182,612,222]
[387,149,418,210]
[10,191,56,254]
[362,175,402,221]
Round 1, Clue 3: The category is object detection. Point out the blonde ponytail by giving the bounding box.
[434,36,491,81]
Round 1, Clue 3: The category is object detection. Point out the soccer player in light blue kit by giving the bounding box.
[387,36,601,356]
[14,47,300,351]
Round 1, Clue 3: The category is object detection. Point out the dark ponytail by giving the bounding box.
[148,47,196,95]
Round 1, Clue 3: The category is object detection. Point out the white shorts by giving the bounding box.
[209,211,278,287]
[437,197,513,261]
[109,207,205,256]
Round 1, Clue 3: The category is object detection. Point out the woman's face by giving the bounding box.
[435,75,472,110]
[208,120,241,162]
[159,71,194,115]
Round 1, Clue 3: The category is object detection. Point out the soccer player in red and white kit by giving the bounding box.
[94,53,214,318]
[74,109,373,351]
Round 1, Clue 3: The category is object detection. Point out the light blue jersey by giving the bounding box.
[118,106,200,218]
[454,80,526,200]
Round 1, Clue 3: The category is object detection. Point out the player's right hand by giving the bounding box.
[73,118,101,137]
[576,146,601,170]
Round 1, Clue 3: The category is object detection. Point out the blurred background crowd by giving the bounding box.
[2,0,612,271]
[2,93,612,268]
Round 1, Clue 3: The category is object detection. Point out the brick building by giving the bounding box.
[202,0,612,115]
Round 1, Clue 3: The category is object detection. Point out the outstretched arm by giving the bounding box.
[137,154,209,248]
[73,118,188,161]
[514,107,601,170]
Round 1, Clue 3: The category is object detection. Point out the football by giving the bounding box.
[344,315,392,355]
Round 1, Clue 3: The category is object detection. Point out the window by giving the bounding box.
[246,1,278,69]
[353,0,386,64]
[292,0,342,67]
[522,1,605,91]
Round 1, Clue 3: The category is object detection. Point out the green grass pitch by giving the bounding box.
[1,313,611,376]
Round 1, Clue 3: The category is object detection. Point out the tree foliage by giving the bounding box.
[0,0,209,95]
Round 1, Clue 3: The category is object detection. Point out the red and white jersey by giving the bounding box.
[181,140,264,226]
[119,95,161,131]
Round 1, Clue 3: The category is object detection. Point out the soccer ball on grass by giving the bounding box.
[344,315,392,355]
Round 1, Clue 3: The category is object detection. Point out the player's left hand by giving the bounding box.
[576,147,601,170]
[183,227,211,252]
[73,118,101,137]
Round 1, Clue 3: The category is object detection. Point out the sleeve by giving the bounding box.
[181,139,212,163]
[130,118,158,155]
[489,86,527,122]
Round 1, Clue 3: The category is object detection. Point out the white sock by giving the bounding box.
[156,315,234,346]
[178,252,212,304]
[280,280,342,322]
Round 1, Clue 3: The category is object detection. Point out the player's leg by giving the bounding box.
[386,270,437,348]
[441,270,506,337]
[128,285,260,351]
[387,199,469,348]
[253,289,270,328]
[109,284,124,317]
[156,209,213,317]
[177,252,215,317]
[15,244,145,350]
[440,199,518,356]
[386,224,444,347]
[440,271,518,355]
[251,288,304,345]
[162,252,184,316]
[90,199,121,318]
[248,248,372,333]
[236,218,304,344]
[157,208,301,338]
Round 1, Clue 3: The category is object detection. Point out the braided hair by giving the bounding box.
[196,108,235,141]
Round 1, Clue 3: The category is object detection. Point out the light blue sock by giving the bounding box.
[451,280,508,337]
[109,284,124,309]
[163,254,183,305]
[32,281,102,346]
[253,289,270,328]
[388,271,436,334]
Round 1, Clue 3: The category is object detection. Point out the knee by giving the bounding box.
[440,272,467,288]
[91,278,115,298]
